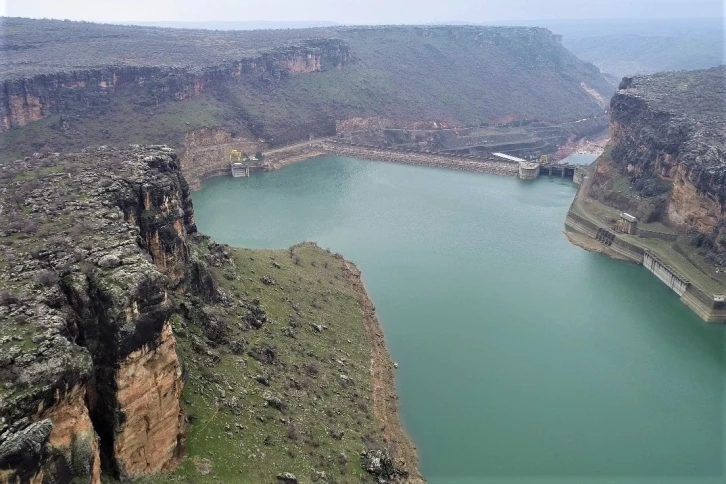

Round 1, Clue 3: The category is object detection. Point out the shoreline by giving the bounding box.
[563,230,633,262]
[341,259,425,483]
[564,166,726,323]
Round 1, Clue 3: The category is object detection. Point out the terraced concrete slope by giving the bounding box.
[0,18,612,160]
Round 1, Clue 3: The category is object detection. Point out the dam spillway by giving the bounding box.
[642,250,690,296]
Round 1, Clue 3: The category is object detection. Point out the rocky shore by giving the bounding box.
[319,142,519,176]
[188,139,519,190]
[342,261,425,483]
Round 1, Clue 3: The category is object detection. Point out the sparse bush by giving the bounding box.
[22,221,37,234]
[286,421,299,441]
[0,290,19,306]
[304,362,320,377]
[34,269,59,287]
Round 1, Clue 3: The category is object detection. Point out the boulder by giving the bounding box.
[276,472,297,483]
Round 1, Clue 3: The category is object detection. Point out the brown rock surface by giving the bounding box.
[114,322,183,476]
[0,146,194,481]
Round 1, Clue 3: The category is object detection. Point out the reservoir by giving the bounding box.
[192,156,725,484]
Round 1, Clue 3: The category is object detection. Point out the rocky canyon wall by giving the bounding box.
[0,146,207,482]
[0,40,350,132]
[589,67,726,248]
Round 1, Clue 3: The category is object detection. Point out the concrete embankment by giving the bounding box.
[565,206,726,323]
[319,141,519,176]
[186,139,519,189]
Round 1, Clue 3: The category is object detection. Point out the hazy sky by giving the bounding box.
[3,0,724,24]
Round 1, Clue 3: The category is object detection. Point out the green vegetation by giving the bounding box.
[1,18,613,160]
[0,90,227,162]
[146,242,386,483]
[226,26,611,142]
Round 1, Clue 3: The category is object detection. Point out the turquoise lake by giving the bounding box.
[192,156,726,484]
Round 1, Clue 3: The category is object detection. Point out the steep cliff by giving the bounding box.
[0,146,419,483]
[0,40,350,132]
[588,66,726,262]
[0,146,196,481]
[0,18,611,161]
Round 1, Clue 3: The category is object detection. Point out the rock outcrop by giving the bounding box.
[0,38,350,132]
[0,146,199,482]
[1,18,612,162]
[588,66,726,261]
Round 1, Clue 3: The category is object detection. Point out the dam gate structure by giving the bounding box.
[518,161,540,180]
[642,250,690,296]
[492,152,576,180]
[230,162,250,177]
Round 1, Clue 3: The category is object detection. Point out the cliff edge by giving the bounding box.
[0,146,420,482]
[588,66,726,265]
[0,146,194,482]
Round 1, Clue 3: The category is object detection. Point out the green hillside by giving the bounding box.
[0,18,612,159]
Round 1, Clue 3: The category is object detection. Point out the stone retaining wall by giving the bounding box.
[320,142,518,176]
[643,251,690,296]
[565,206,725,323]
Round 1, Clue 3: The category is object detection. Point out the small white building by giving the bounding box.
[617,212,638,234]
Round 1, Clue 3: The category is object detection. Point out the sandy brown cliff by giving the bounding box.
[0,146,202,482]
[588,66,726,262]
[0,39,350,132]
[1,18,613,163]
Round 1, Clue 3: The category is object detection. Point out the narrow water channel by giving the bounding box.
[192,156,726,484]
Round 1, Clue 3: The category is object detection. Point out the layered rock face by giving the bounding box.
[0,39,350,132]
[0,146,199,482]
[589,66,726,256]
[1,18,613,160]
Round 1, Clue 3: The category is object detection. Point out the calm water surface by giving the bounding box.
[193,156,726,484]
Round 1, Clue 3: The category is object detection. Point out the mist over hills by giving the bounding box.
[115,20,342,30]
[470,17,726,80]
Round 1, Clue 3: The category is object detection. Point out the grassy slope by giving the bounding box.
[1,19,613,160]
[145,242,389,483]
[226,27,612,135]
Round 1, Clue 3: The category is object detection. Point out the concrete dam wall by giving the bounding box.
[642,251,689,296]
[565,208,726,323]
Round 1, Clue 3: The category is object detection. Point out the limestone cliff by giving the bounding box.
[0,146,201,482]
[0,145,421,483]
[588,66,726,261]
[1,18,612,162]
[0,38,350,132]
